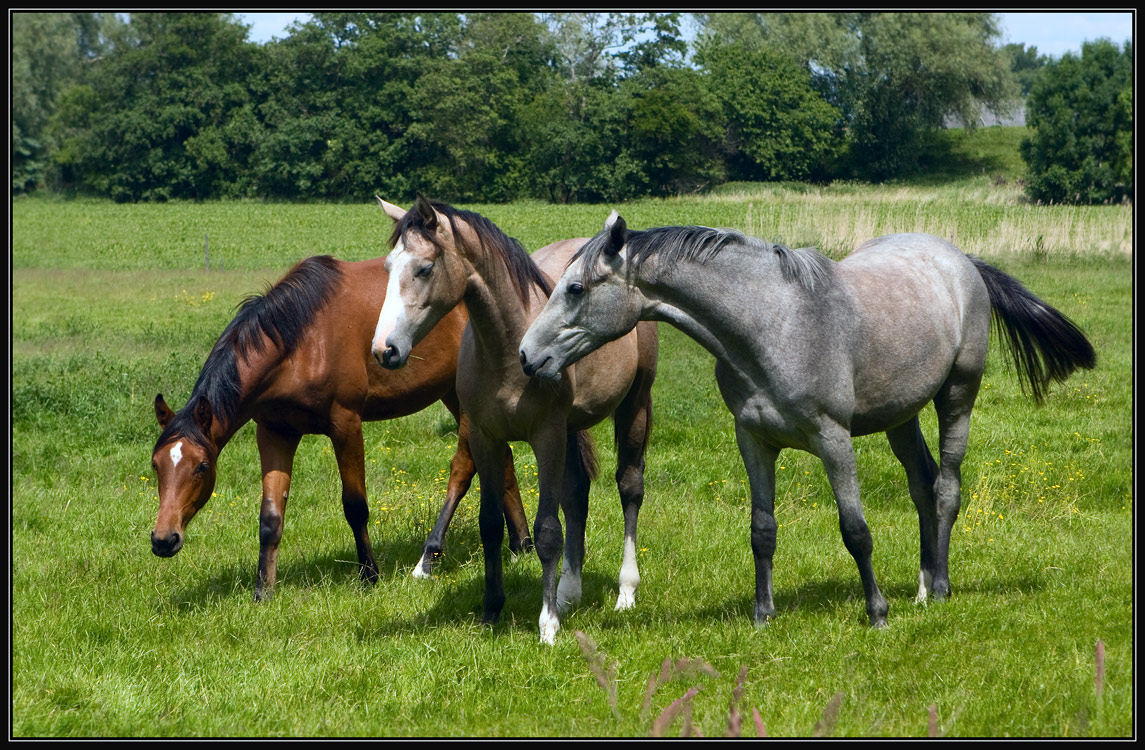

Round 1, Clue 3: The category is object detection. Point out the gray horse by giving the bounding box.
[519,212,1095,627]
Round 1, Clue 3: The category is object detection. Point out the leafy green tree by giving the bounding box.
[522,81,647,203]
[405,13,553,202]
[12,12,126,192]
[1003,42,1049,98]
[1020,39,1132,204]
[623,66,726,194]
[697,41,842,182]
[52,12,264,201]
[697,12,1017,180]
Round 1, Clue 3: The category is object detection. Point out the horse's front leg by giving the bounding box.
[734,422,780,625]
[531,423,569,644]
[254,423,302,601]
[329,412,379,586]
[815,426,889,628]
[467,426,511,625]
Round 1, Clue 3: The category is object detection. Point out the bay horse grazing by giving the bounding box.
[151,254,527,600]
[520,214,1096,627]
[371,196,658,644]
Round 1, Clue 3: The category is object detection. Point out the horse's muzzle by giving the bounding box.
[520,350,561,382]
[519,349,547,378]
[151,530,183,557]
[377,343,406,370]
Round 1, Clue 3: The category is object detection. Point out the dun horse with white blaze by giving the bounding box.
[372,196,657,644]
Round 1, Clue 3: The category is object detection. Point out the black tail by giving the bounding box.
[571,430,599,482]
[969,256,1096,404]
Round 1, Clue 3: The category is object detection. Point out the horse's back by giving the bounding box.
[260,256,463,426]
[836,234,991,433]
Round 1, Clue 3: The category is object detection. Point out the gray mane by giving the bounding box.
[573,224,833,292]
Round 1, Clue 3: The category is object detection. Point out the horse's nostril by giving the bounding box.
[170,532,181,548]
[519,350,528,367]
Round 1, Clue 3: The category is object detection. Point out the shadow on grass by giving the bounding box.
[155,531,541,616]
[351,565,628,641]
[679,571,1052,627]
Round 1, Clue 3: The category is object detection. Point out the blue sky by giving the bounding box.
[237,12,1133,58]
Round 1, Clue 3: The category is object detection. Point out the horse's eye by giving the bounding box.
[568,282,584,295]
[415,263,434,278]
[195,462,210,475]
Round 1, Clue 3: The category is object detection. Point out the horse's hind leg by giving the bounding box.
[330,412,379,586]
[815,425,889,628]
[930,374,981,600]
[612,359,654,611]
[255,423,303,601]
[500,444,530,554]
[886,416,940,603]
[418,404,531,578]
[557,431,593,614]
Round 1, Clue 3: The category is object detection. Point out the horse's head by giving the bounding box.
[372,195,468,369]
[150,393,219,557]
[520,210,646,382]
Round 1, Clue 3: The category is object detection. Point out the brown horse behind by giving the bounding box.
[151,254,525,599]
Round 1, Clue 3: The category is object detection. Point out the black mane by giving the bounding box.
[573,224,832,291]
[154,255,343,451]
[389,199,551,304]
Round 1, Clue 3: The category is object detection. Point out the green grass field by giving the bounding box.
[11,181,1132,736]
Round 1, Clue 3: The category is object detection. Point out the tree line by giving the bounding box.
[11,12,1132,204]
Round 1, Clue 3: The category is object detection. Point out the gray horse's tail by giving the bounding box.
[969,256,1096,404]
[571,430,599,482]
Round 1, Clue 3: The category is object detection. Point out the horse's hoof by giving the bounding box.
[253,588,273,603]
[360,566,380,586]
[615,588,636,611]
[510,536,534,555]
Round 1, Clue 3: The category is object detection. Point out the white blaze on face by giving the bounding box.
[373,241,411,353]
[169,441,184,469]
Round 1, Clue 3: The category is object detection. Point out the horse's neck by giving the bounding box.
[195,341,284,452]
[460,245,543,366]
[638,252,795,371]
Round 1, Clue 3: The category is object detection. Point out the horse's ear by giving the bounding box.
[376,196,406,223]
[604,210,627,257]
[413,194,439,232]
[155,394,175,429]
[192,396,214,436]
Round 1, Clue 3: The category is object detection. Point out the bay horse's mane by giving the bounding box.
[389,199,552,305]
[154,255,343,451]
[574,225,833,292]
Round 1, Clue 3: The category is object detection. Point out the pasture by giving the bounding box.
[11,181,1132,736]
